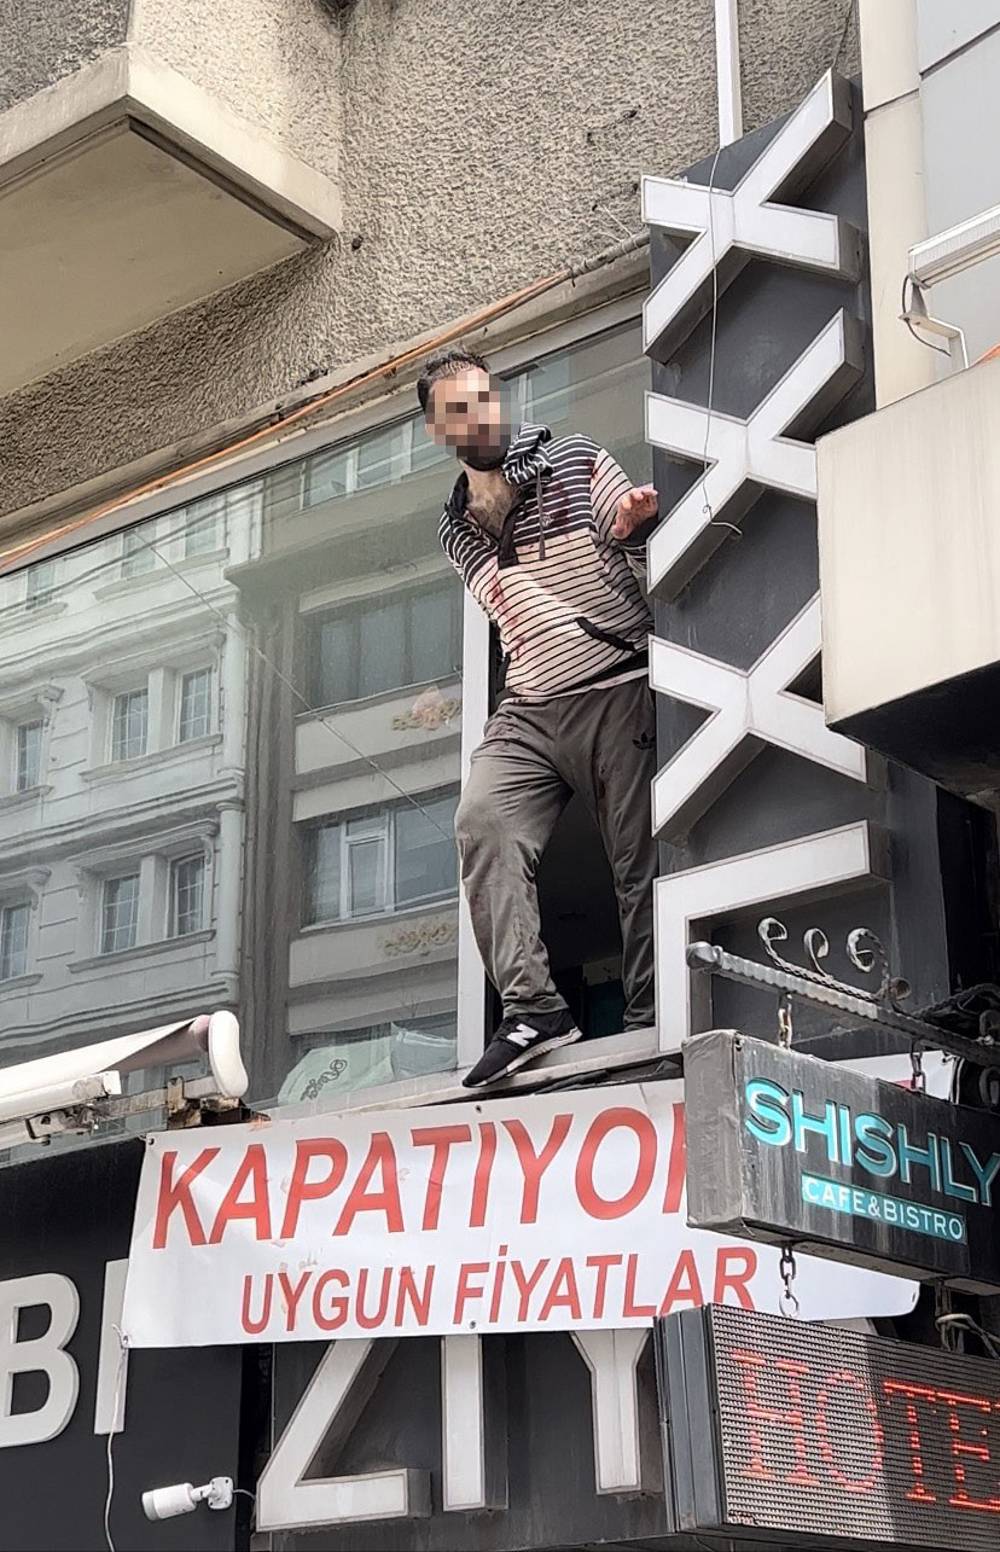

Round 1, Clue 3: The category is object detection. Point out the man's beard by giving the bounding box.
[457,429,511,471]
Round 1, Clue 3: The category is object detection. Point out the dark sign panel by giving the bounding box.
[0,1140,243,1552]
[656,1304,1000,1550]
[684,1029,1000,1291]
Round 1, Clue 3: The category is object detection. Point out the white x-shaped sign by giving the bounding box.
[650,594,867,839]
[645,309,863,597]
[642,70,860,357]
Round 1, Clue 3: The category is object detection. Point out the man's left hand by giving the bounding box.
[612,484,658,540]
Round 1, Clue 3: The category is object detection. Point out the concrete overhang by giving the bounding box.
[817,354,1000,802]
[0,45,342,395]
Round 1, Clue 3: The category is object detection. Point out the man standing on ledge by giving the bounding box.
[419,347,659,1088]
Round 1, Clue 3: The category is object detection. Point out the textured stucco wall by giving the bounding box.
[738,0,861,132]
[0,0,853,519]
[0,0,130,110]
[135,0,342,177]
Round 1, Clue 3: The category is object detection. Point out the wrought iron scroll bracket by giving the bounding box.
[686,918,1000,1072]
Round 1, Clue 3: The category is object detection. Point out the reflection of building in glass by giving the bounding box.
[234,319,652,1107]
[233,407,464,1106]
[0,485,260,1068]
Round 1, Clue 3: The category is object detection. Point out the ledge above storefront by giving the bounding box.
[817,353,1000,803]
[0,44,342,396]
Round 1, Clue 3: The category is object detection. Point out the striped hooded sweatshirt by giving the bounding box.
[438,422,653,701]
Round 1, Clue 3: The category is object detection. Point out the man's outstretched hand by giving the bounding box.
[612,484,659,540]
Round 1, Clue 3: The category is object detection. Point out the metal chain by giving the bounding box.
[910,1046,926,1095]
[779,1247,800,1318]
[777,992,794,1048]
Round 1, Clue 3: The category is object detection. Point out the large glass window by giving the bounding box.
[0,309,650,1126]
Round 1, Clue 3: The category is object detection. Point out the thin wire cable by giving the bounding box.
[593,204,640,242]
[104,1327,129,1552]
[901,275,953,359]
[699,143,741,540]
[936,1312,1000,1360]
[833,0,858,72]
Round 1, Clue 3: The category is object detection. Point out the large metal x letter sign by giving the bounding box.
[645,310,863,597]
[642,70,861,358]
[650,594,867,839]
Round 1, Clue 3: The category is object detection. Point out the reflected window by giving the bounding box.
[121,526,156,578]
[356,425,408,491]
[0,903,29,981]
[183,496,224,557]
[178,668,212,743]
[395,797,459,908]
[15,721,42,792]
[304,447,352,507]
[171,856,205,937]
[102,874,139,954]
[278,1011,457,1103]
[25,560,58,611]
[310,581,462,708]
[111,688,148,762]
[305,792,458,924]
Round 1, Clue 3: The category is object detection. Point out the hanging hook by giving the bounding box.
[778,991,794,1048]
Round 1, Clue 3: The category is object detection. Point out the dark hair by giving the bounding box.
[416,347,491,414]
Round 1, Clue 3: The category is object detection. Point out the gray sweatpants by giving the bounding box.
[454,676,657,1029]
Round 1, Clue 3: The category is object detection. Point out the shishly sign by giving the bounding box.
[684,1028,1000,1292]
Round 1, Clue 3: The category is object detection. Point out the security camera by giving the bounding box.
[0,1011,247,1147]
[142,1477,234,1521]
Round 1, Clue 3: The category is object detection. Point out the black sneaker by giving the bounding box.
[462,1010,582,1088]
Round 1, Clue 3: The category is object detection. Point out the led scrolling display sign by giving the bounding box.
[684,1029,1000,1292]
[655,1305,1000,1551]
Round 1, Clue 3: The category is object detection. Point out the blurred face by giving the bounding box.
[426,366,512,470]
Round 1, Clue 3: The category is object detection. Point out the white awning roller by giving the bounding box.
[0,1011,247,1148]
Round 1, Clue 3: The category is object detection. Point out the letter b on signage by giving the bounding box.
[0,1274,80,1448]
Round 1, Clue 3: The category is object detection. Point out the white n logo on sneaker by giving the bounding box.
[505,1025,535,1048]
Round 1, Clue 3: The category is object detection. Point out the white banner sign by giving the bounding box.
[122,1075,924,1348]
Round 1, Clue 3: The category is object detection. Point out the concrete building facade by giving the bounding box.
[0,0,856,527]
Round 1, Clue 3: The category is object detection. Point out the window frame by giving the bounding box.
[182,494,226,558]
[305,792,461,927]
[120,523,158,579]
[101,872,141,956]
[308,578,464,711]
[14,719,43,793]
[177,666,214,744]
[0,900,30,981]
[110,685,150,764]
[24,558,59,612]
[170,854,207,938]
